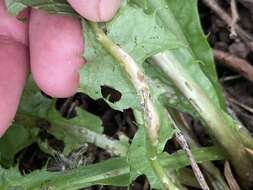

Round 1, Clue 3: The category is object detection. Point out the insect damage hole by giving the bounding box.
[101,85,122,103]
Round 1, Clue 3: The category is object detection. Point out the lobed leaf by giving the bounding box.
[0,77,104,163]
[0,146,225,190]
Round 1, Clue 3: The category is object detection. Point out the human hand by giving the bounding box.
[0,0,121,136]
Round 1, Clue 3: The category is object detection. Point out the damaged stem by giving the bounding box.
[89,22,179,190]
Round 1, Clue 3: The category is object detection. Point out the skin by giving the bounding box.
[29,10,84,97]
[67,0,121,22]
[0,0,121,137]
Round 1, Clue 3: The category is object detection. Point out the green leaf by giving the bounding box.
[160,147,225,170]
[80,4,185,149]
[0,77,104,160]
[0,158,130,190]
[80,21,139,111]
[7,0,225,158]
[17,77,53,119]
[127,0,226,116]
[164,0,226,108]
[0,146,225,190]
[47,108,103,154]
[19,77,102,132]
[0,122,39,167]
[80,4,184,111]
[1,1,231,189]
[107,5,184,64]
[145,0,226,109]
[47,119,128,156]
[80,1,225,150]
[128,127,162,189]
[48,107,102,134]
[144,63,198,118]
[128,127,225,189]
[4,0,27,16]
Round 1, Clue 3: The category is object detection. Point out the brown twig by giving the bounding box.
[214,49,253,82]
[167,114,210,190]
[202,0,253,51]
[220,75,241,82]
[245,148,253,156]
[240,0,253,3]
[174,131,210,190]
[228,96,253,114]
[224,161,241,190]
[230,0,240,37]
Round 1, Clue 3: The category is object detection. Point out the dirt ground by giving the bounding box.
[200,0,253,134]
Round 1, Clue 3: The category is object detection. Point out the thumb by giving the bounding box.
[67,0,121,22]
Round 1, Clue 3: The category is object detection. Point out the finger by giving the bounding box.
[29,9,84,98]
[0,0,29,45]
[0,0,29,137]
[67,0,121,22]
[0,39,29,137]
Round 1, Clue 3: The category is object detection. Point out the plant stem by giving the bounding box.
[16,113,128,157]
[89,22,180,190]
[49,124,128,157]
[89,23,160,146]
[152,53,253,189]
[149,148,182,190]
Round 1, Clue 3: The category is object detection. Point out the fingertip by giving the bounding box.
[30,9,84,98]
[67,0,121,22]
[33,68,81,98]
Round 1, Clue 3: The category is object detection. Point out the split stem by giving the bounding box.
[89,22,180,190]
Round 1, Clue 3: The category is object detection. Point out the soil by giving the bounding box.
[14,0,253,189]
[199,0,253,134]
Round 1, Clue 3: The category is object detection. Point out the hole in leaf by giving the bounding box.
[15,143,51,174]
[55,92,136,139]
[132,175,150,189]
[101,85,122,103]
[56,96,77,119]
